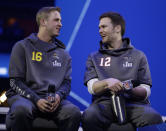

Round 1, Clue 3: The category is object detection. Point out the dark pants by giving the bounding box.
[6,95,81,131]
[82,98,162,131]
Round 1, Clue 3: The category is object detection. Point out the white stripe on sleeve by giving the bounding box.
[140,84,151,99]
[87,78,99,94]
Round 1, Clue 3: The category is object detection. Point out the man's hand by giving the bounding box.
[37,99,52,112]
[104,78,124,93]
[49,94,61,112]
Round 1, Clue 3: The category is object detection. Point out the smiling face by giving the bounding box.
[44,11,62,37]
[99,17,118,44]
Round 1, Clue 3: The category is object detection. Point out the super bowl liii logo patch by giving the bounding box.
[123,56,133,68]
[123,61,133,68]
[52,60,61,67]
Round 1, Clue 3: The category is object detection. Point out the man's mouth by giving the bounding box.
[56,27,61,31]
[56,28,60,31]
[101,35,106,39]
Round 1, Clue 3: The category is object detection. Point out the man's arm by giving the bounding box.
[84,54,98,87]
[50,79,71,111]
[9,77,41,104]
[10,78,52,112]
[49,57,72,112]
[88,78,150,101]
[88,79,107,94]
[126,84,150,101]
[9,42,41,103]
[56,79,71,100]
[127,53,152,101]
[55,57,72,100]
[88,78,123,95]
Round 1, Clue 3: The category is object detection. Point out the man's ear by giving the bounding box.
[115,25,121,33]
[40,19,47,26]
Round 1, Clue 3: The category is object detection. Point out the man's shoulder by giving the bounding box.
[12,39,27,50]
[57,48,71,60]
[13,37,30,48]
[88,51,101,57]
[63,49,71,58]
[130,48,146,58]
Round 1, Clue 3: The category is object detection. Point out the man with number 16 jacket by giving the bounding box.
[6,6,81,131]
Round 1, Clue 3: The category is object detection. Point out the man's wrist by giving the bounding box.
[55,92,62,101]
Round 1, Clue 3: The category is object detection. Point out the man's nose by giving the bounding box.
[99,28,103,34]
[58,21,62,27]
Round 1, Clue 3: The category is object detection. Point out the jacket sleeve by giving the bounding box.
[137,52,152,87]
[56,57,72,100]
[8,42,40,104]
[84,54,98,86]
[9,77,41,104]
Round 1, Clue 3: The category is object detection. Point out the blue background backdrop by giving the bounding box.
[56,0,166,115]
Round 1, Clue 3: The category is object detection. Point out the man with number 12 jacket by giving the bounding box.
[82,11,162,131]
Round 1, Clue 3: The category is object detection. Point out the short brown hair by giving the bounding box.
[36,6,61,26]
[99,12,125,36]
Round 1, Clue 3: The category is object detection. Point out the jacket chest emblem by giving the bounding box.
[52,60,61,67]
[123,56,133,68]
[52,53,61,67]
[123,61,133,67]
